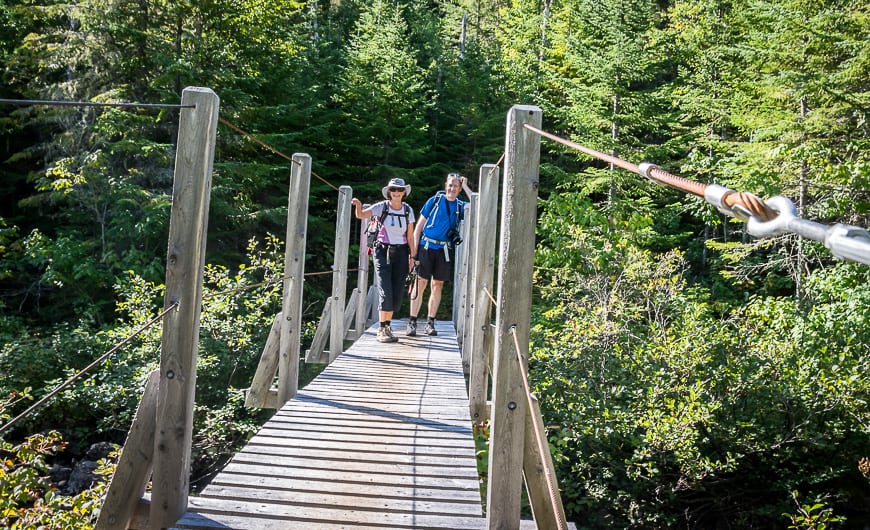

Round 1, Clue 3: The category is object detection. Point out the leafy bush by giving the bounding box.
[0,233,314,493]
[531,204,870,528]
[1,390,112,529]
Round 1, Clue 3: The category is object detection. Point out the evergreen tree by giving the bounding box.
[717,0,870,295]
[332,0,432,190]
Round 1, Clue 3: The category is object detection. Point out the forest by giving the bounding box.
[1,0,869,528]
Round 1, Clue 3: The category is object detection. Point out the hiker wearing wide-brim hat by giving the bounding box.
[382,177,412,199]
[352,177,417,344]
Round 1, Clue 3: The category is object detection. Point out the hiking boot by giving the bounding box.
[423,321,437,336]
[377,326,392,343]
[384,325,399,343]
[406,320,417,336]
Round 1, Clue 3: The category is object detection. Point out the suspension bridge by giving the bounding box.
[5,85,868,530]
[81,88,569,530]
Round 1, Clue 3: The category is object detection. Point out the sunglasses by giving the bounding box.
[448,173,461,179]
[388,187,404,192]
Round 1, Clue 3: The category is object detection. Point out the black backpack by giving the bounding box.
[366,200,411,248]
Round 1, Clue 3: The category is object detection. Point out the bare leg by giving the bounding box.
[427,280,444,318]
[410,277,429,318]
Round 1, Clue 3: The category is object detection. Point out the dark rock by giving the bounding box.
[48,463,72,485]
[64,460,100,495]
[86,441,116,461]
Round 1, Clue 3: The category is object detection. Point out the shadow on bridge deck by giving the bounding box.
[172,319,487,530]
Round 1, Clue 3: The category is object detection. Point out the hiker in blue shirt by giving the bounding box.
[352,178,417,343]
[407,173,472,337]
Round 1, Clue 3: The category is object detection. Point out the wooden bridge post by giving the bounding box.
[455,195,477,368]
[150,86,219,529]
[354,206,370,339]
[329,186,353,362]
[94,370,159,530]
[458,192,479,357]
[277,154,311,405]
[487,105,541,529]
[467,163,500,423]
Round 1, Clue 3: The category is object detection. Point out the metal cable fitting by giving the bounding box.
[703,184,741,218]
[638,162,662,185]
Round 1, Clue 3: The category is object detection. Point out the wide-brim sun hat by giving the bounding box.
[382,177,412,199]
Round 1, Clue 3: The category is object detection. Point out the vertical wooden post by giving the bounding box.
[329,186,352,362]
[150,86,218,529]
[452,241,462,324]
[486,105,541,529]
[452,203,472,326]
[468,163,500,423]
[277,154,311,405]
[355,204,371,338]
[458,193,478,369]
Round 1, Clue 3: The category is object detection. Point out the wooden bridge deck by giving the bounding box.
[173,319,487,530]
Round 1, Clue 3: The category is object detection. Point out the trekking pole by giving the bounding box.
[407,265,419,301]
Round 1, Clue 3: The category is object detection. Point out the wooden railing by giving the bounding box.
[95,93,567,529]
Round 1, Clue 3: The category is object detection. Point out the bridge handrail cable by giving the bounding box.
[0,301,180,436]
[524,124,870,266]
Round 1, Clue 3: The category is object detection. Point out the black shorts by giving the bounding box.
[417,246,451,282]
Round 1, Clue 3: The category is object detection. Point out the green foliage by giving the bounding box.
[191,389,266,491]
[785,491,845,530]
[2,0,870,528]
[0,405,111,530]
[332,0,433,181]
[0,233,286,448]
[532,195,870,526]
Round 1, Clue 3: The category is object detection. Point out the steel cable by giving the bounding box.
[523,124,778,222]
[0,301,180,435]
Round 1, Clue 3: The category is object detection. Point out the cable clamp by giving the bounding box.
[703,184,740,218]
[824,224,870,265]
[638,162,662,185]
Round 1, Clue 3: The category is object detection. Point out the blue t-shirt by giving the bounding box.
[419,193,466,250]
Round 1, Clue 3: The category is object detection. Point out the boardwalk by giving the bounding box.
[173,319,487,530]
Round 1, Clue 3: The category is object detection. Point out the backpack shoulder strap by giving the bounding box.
[377,200,390,225]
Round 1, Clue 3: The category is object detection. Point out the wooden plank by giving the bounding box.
[236,444,477,468]
[303,297,332,363]
[248,431,475,450]
[208,472,481,501]
[197,483,483,515]
[178,319,485,529]
[244,312,281,408]
[179,496,485,530]
[95,369,159,530]
[215,461,481,490]
[365,284,378,327]
[343,288,359,340]
[265,413,473,432]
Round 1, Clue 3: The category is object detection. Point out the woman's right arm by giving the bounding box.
[351,198,374,219]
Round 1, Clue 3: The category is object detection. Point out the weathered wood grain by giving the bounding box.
[175,319,486,529]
